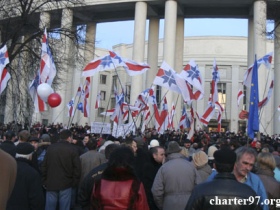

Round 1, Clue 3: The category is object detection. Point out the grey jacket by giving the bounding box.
[151,153,202,210]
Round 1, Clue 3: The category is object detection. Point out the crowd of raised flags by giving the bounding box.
[0,28,276,139]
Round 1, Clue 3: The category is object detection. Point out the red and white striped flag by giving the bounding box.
[168,102,176,129]
[237,89,244,107]
[0,45,11,95]
[95,91,101,109]
[258,80,274,109]
[40,28,57,85]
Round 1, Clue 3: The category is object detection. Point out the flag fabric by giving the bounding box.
[100,108,115,116]
[84,77,91,99]
[243,52,273,87]
[178,106,187,130]
[95,91,101,109]
[153,61,198,103]
[141,106,150,133]
[82,54,115,77]
[0,45,9,70]
[211,59,219,104]
[84,98,89,117]
[67,98,74,117]
[40,28,57,85]
[153,61,181,93]
[247,57,259,139]
[258,80,274,109]
[0,68,11,95]
[29,72,47,112]
[187,105,195,140]
[237,89,244,107]
[158,97,169,134]
[0,45,11,95]
[215,101,224,132]
[109,51,150,76]
[180,59,204,93]
[239,110,249,119]
[200,103,216,126]
[169,102,176,129]
[76,84,83,97]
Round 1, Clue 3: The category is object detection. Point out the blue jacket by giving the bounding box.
[207,170,268,210]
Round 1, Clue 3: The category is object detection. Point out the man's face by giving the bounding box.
[184,142,191,149]
[131,141,138,154]
[234,153,255,180]
[83,136,89,145]
[30,141,38,150]
[153,148,165,164]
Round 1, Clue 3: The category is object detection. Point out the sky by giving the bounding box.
[95,18,274,50]
[95,18,250,50]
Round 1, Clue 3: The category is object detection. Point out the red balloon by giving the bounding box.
[48,93,62,108]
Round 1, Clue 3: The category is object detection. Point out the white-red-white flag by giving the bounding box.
[95,91,101,109]
[40,28,57,85]
[237,89,244,107]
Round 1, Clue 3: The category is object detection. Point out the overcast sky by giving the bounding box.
[95,18,251,50]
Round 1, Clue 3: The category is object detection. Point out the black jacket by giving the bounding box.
[7,158,45,210]
[185,173,261,210]
[41,140,81,191]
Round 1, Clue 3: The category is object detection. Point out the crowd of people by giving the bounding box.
[0,121,280,210]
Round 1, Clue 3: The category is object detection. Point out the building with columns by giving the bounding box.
[1,0,280,135]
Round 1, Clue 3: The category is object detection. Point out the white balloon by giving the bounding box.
[37,83,54,102]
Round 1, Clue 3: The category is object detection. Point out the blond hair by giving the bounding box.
[256,152,276,170]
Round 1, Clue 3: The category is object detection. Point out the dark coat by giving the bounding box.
[256,168,280,210]
[41,140,81,191]
[142,156,162,210]
[78,162,108,210]
[7,158,45,210]
[185,173,260,210]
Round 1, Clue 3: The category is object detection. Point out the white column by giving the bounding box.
[253,0,268,134]
[174,16,184,130]
[131,2,147,127]
[231,65,240,133]
[146,17,159,87]
[52,8,73,125]
[274,20,280,134]
[163,0,177,110]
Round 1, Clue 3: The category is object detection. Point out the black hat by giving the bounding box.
[183,139,191,144]
[0,141,16,157]
[166,141,182,154]
[16,142,34,155]
[214,148,236,165]
[29,137,39,142]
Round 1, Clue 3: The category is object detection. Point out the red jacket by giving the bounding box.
[91,168,149,210]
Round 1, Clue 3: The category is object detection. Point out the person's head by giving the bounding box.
[150,146,165,164]
[107,146,135,169]
[192,151,209,168]
[183,139,192,149]
[16,142,35,160]
[234,146,257,180]
[255,140,262,150]
[104,143,120,159]
[256,152,276,171]
[180,147,189,158]
[86,138,98,150]
[166,141,182,155]
[3,130,16,142]
[83,134,90,145]
[124,138,137,154]
[18,130,30,142]
[0,141,16,157]
[28,137,39,151]
[40,134,51,143]
[214,148,236,173]
[59,129,72,142]
[149,139,159,149]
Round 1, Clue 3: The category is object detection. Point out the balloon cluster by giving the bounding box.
[37,83,61,108]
